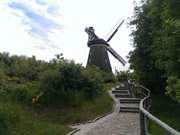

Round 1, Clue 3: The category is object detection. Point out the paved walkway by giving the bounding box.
[71,90,140,135]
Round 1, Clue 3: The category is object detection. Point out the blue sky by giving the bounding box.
[7,0,61,44]
[0,0,138,71]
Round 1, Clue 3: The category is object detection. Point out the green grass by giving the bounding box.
[0,83,114,135]
[148,94,180,135]
[36,90,113,124]
[0,101,71,135]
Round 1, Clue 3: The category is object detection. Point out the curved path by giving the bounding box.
[71,90,140,135]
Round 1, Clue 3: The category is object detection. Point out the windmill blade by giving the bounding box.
[106,19,124,42]
[106,46,126,66]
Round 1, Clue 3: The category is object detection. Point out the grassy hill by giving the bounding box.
[0,52,115,135]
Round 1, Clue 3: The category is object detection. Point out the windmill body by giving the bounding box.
[87,39,112,72]
[85,21,126,72]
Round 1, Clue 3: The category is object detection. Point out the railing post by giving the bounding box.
[140,86,147,135]
[127,80,134,97]
[127,81,132,95]
[140,111,146,135]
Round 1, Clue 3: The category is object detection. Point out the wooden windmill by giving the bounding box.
[85,19,126,72]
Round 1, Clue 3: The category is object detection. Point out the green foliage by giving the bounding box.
[0,69,6,91]
[81,66,104,97]
[149,94,180,133]
[38,62,104,106]
[101,72,117,83]
[0,103,20,135]
[0,52,47,81]
[87,65,117,83]
[115,70,132,82]
[0,111,13,135]
[35,89,113,124]
[129,0,180,97]
[8,82,38,104]
[166,76,180,103]
[0,52,114,135]
[0,52,113,106]
[0,101,71,135]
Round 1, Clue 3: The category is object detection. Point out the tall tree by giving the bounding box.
[129,0,180,99]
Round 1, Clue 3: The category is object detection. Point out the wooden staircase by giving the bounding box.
[112,84,140,113]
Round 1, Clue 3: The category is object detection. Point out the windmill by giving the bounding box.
[85,19,126,72]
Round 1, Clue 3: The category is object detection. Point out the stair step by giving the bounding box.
[119,98,140,103]
[115,94,131,98]
[116,87,129,90]
[112,90,129,94]
[119,106,139,113]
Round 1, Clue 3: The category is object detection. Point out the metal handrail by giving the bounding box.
[135,84,180,135]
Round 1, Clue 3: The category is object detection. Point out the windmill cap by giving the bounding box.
[87,39,109,47]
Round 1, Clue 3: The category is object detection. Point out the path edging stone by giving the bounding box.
[67,129,80,135]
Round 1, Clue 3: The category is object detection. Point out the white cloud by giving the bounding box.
[0,1,61,60]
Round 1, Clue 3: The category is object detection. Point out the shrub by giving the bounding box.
[87,65,117,83]
[11,86,32,103]
[5,82,38,104]
[81,66,104,98]
[0,70,8,100]
[37,61,83,105]
[101,72,117,83]
[0,112,9,135]
[166,76,180,103]
[0,103,20,135]
[37,62,104,106]
[115,70,134,82]
[0,69,6,88]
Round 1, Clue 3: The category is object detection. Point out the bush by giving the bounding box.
[81,66,104,98]
[36,61,104,106]
[0,69,6,88]
[5,82,38,104]
[0,112,9,135]
[37,62,84,106]
[101,72,117,83]
[10,86,32,104]
[0,70,8,100]
[166,76,180,103]
[87,65,117,83]
[0,103,20,135]
[116,71,130,82]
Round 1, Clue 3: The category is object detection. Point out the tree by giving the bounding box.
[129,0,180,99]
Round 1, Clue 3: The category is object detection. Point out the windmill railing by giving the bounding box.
[128,82,180,135]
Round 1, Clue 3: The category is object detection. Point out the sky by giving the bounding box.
[0,0,137,72]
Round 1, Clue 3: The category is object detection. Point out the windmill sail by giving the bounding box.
[106,46,126,66]
[106,20,124,42]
